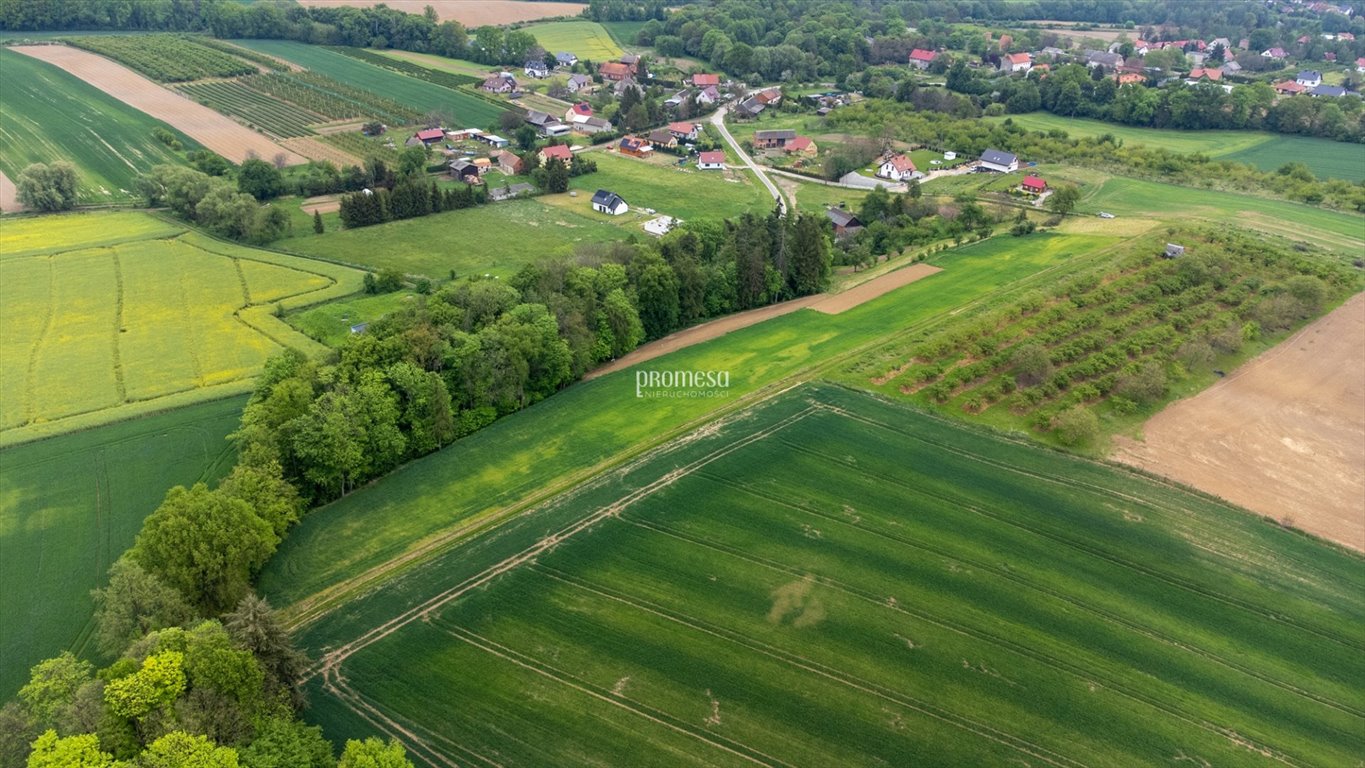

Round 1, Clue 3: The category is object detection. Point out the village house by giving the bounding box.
[481,73,516,93]
[1020,175,1047,194]
[736,96,766,117]
[825,208,863,238]
[555,52,577,68]
[493,150,524,176]
[1084,50,1124,70]
[565,102,593,125]
[524,59,550,79]
[908,48,937,69]
[785,136,817,156]
[600,61,632,81]
[978,148,1018,173]
[689,73,721,88]
[1186,67,1223,83]
[1296,70,1323,87]
[613,77,640,97]
[647,128,677,149]
[446,128,481,142]
[525,110,570,137]
[668,121,701,141]
[566,73,593,93]
[665,91,688,109]
[1000,52,1033,73]
[591,189,629,215]
[577,117,613,135]
[876,154,919,182]
[619,136,653,157]
[1262,47,1288,59]
[697,85,720,104]
[753,129,796,149]
[1310,84,1348,97]
[405,128,444,147]
[539,144,573,165]
[1274,80,1306,95]
[620,54,641,74]
[752,87,783,106]
[697,151,726,170]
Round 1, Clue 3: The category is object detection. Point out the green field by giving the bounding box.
[545,152,775,222]
[373,49,489,79]
[287,290,418,347]
[994,113,1365,182]
[0,395,245,698]
[65,34,258,82]
[174,79,320,138]
[524,21,624,61]
[600,20,648,47]
[234,41,508,127]
[262,231,1103,609]
[296,383,1365,766]
[0,212,363,442]
[0,48,199,204]
[277,198,627,280]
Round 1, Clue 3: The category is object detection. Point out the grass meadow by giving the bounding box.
[524,21,624,61]
[288,290,418,347]
[545,151,776,222]
[600,20,648,47]
[277,198,627,280]
[0,395,245,698]
[262,231,1105,609]
[299,383,1365,766]
[0,213,362,443]
[993,113,1365,182]
[0,48,199,203]
[234,41,508,127]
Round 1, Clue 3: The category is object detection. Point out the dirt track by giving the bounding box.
[1113,292,1365,551]
[295,0,585,24]
[0,171,23,213]
[12,45,305,166]
[585,263,941,380]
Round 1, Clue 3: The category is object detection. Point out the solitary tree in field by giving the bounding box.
[1046,183,1080,216]
[313,210,324,234]
[16,162,78,211]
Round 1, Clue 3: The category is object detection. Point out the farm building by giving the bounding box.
[1000,52,1033,73]
[1084,50,1123,70]
[592,189,629,215]
[909,48,937,69]
[877,154,919,182]
[753,129,796,149]
[446,128,482,141]
[669,121,701,141]
[481,73,517,93]
[689,73,721,87]
[647,129,677,149]
[619,136,653,157]
[577,117,614,135]
[493,150,524,175]
[566,73,593,93]
[1020,175,1047,194]
[539,144,573,164]
[556,52,578,67]
[475,133,509,148]
[825,208,863,238]
[449,159,481,183]
[526,111,570,137]
[600,62,632,81]
[490,182,535,202]
[620,54,641,74]
[979,148,1018,173]
[1164,243,1186,258]
[698,151,726,170]
[736,96,765,117]
[406,128,445,147]
[785,136,817,156]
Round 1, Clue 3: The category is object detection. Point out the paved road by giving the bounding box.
[709,106,787,216]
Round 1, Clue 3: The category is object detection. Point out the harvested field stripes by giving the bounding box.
[174,80,323,138]
[329,47,481,89]
[64,34,259,82]
[246,71,421,125]
[297,384,1364,766]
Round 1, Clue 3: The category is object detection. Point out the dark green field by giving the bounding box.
[233,40,509,128]
[297,384,1365,766]
[0,396,244,697]
[0,48,198,203]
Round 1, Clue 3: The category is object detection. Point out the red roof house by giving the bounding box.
[909,48,937,69]
[689,73,721,87]
[539,144,572,164]
[784,136,816,155]
[600,62,632,81]
[1020,175,1047,194]
[697,151,726,169]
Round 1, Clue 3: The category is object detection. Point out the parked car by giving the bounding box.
[1098,212,1115,219]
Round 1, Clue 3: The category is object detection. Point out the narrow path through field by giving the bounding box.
[11,45,306,165]
[0,171,24,213]
[584,263,941,381]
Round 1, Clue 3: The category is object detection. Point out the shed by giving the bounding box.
[1164,243,1186,259]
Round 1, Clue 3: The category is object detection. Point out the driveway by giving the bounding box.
[709,106,786,215]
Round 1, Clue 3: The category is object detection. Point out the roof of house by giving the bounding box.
[525,59,548,70]
[568,73,591,86]
[700,85,720,98]
[980,148,1017,166]
[825,208,860,227]
[1274,80,1306,93]
[699,151,726,164]
[600,62,631,77]
[1358,57,1365,66]
[449,159,477,173]
[1311,84,1348,97]
[1005,52,1032,65]
[556,52,576,62]
[1022,175,1046,188]
[619,136,652,152]
[786,136,814,151]
[1188,67,1223,81]
[1298,70,1323,79]
[884,154,916,172]
[540,144,572,161]
[582,116,612,129]
[570,102,592,116]
[691,73,721,86]
[526,110,555,126]
[591,189,626,207]
[414,128,444,141]
[669,121,698,133]
[482,76,508,88]
[738,96,764,114]
[909,48,937,62]
[621,54,640,65]
[648,128,674,143]
[1264,47,1288,57]
[754,129,797,140]
[754,87,782,103]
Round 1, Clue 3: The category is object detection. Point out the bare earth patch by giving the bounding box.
[585,263,941,380]
[1113,292,1365,551]
[280,136,361,168]
[300,195,342,215]
[0,171,24,213]
[295,0,585,24]
[12,45,305,165]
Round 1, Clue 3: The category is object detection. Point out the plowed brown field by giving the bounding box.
[12,45,305,165]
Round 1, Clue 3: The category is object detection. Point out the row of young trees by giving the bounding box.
[237,209,832,503]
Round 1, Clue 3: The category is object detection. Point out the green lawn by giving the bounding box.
[374,49,490,78]
[0,395,245,698]
[787,178,868,215]
[262,231,1105,611]
[287,291,418,347]
[993,113,1365,182]
[276,199,627,280]
[233,41,507,128]
[523,21,624,61]
[0,48,198,204]
[549,151,774,222]
[599,20,647,47]
[298,382,1365,766]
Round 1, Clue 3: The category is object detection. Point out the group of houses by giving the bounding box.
[523,50,579,79]
[751,129,818,157]
[405,126,509,150]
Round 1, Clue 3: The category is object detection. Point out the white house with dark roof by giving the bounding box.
[1296,70,1323,87]
[591,189,629,215]
[978,148,1018,173]
[555,52,578,68]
